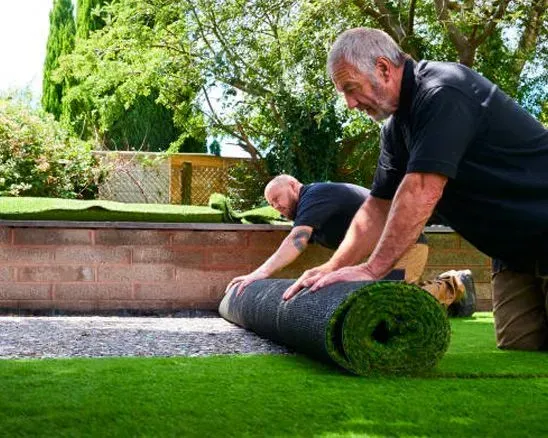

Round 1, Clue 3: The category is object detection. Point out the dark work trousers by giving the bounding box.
[492,259,548,350]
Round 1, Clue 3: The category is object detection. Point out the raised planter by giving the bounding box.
[0,221,492,313]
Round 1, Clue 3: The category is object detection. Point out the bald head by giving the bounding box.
[264,174,302,219]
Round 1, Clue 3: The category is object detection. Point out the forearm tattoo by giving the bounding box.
[292,230,311,253]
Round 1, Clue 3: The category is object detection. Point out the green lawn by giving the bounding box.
[1,313,547,437]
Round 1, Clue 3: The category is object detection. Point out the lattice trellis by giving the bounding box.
[95,152,247,205]
[190,166,229,205]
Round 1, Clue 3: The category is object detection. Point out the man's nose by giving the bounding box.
[344,93,358,109]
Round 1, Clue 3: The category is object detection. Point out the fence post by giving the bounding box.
[181,161,192,205]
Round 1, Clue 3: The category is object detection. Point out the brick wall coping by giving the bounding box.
[0,220,454,233]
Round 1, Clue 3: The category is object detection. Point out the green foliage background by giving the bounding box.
[38,0,547,205]
[0,98,104,199]
[42,0,75,120]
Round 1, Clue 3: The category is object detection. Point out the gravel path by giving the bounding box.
[0,316,289,359]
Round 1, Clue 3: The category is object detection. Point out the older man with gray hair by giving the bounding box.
[284,28,548,351]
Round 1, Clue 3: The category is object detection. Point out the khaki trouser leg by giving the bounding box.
[492,269,548,351]
[393,243,429,284]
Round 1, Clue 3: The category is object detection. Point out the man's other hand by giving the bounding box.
[282,263,336,301]
[224,270,269,296]
[309,264,377,292]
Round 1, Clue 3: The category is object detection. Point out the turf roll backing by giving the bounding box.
[219,279,451,376]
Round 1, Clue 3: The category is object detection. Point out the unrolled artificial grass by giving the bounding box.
[1,318,548,438]
[0,196,223,223]
[208,193,282,224]
[0,194,284,224]
[220,280,451,376]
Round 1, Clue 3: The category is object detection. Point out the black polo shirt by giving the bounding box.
[371,59,548,268]
[294,182,427,250]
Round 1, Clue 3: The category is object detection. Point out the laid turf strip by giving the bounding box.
[1,316,547,437]
[436,312,548,377]
[0,194,284,224]
[1,358,547,436]
[208,193,282,224]
[0,196,223,222]
[220,280,451,376]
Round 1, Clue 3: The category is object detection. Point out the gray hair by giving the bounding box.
[327,28,406,78]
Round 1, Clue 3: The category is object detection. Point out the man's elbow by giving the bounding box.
[405,172,447,208]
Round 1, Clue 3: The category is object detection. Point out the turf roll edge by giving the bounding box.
[219,279,451,376]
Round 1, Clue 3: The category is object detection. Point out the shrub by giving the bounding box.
[0,99,104,199]
[226,160,271,211]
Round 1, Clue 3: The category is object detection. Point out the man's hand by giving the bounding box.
[282,263,336,301]
[308,264,378,292]
[225,270,269,296]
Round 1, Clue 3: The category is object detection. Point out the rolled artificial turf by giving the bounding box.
[219,279,451,376]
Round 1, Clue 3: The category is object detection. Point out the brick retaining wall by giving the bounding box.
[0,222,492,313]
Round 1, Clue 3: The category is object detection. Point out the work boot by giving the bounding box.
[443,269,477,317]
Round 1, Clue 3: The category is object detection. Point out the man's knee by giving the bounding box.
[495,324,548,351]
[493,269,548,351]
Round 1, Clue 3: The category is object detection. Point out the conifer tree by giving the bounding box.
[41,0,75,120]
[76,0,108,39]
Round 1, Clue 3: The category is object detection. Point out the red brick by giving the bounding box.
[51,301,98,312]
[95,230,171,246]
[0,267,12,281]
[55,247,131,264]
[0,228,10,245]
[172,231,248,247]
[134,283,207,300]
[427,249,490,266]
[176,267,246,284]
[14,229,91,245]
[98,265,174,282]
[14,300,55,311]
[475,282,492,300]
[425,233,459,249]
[248,231,289,248]
[177,299,219,310]
[477,298,492,311]
[54,283,133,300]
[132,247,204,266]
[278,246,333,272]
[0,300,19,309]
[208,248,273,267]
[0,284,51,300]
[94,300,172,311]
[18,266,95,282]
[0,247,53,263]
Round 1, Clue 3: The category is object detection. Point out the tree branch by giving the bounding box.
[407,0,417,37]
[201,87,261,160]
[472,0,512,47]
[433,0,475,65]
[512,0,548,84]
[351,0,420,59]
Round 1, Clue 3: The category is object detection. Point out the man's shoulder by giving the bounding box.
[415,60,492,98]
[302,182,369,199]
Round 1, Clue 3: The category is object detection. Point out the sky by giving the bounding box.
[0,1,53,99]
[0,0,248,157]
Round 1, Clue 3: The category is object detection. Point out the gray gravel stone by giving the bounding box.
[0,316,289,359]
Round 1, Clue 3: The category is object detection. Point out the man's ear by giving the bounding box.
[375,57,392,83]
